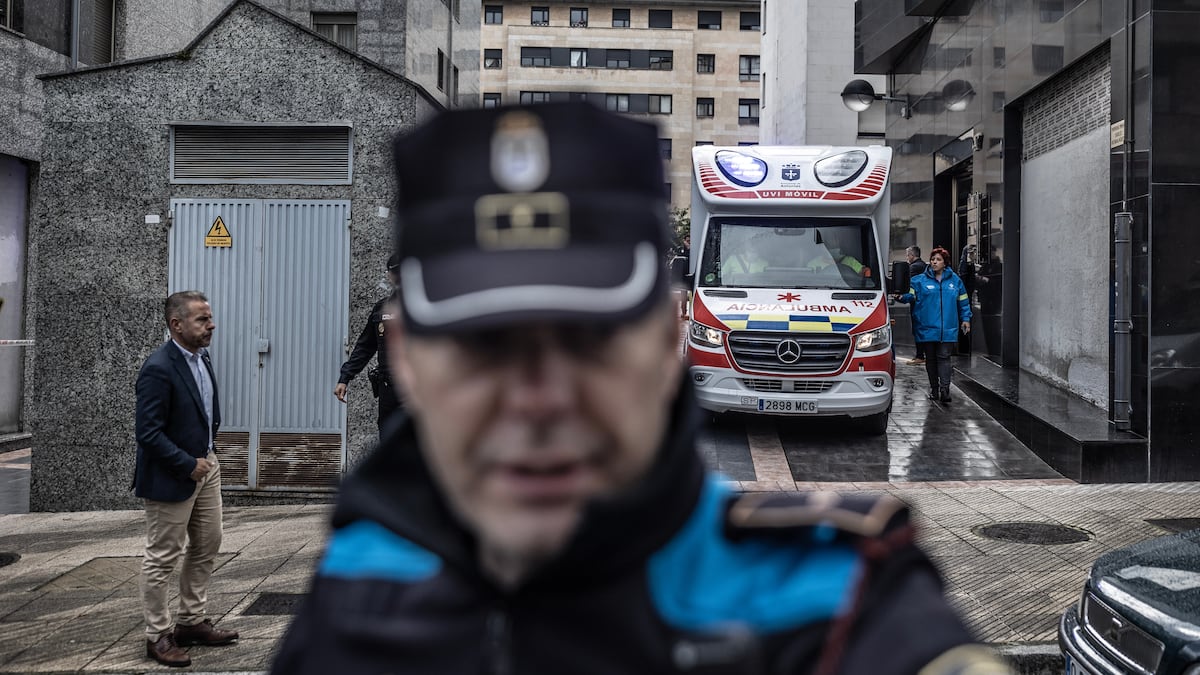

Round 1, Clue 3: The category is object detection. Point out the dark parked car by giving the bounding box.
[1059,527,1200,675]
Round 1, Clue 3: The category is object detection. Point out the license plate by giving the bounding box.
[1064,654,1092,675]
[757,399,818,413]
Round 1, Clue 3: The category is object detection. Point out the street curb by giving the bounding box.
[994,643,1063,674]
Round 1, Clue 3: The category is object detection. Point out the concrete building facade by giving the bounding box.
[3,0,480,510]
[760,0,886,148]
[480,0,761,209]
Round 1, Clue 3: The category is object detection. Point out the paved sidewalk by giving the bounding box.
[2,480,1199,673]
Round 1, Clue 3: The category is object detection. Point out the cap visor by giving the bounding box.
[400,242,665,333]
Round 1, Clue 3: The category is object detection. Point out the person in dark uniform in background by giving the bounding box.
[273,103,1011,675]
[905,246,928,364]
[333,254,402,432]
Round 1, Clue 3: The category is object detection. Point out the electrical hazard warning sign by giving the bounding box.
[205,216,232,248]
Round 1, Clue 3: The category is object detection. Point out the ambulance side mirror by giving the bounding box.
[669,255,689,287]
[889,261,911,296]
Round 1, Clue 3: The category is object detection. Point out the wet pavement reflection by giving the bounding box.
[696,359,1063,483]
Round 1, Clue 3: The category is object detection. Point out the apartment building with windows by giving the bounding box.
[480,0,762,208]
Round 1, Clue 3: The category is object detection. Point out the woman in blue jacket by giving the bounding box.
[894,247,972,402]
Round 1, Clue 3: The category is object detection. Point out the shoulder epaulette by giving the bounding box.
[723,491,910,546]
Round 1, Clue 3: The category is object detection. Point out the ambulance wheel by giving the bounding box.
[862,411,889,436]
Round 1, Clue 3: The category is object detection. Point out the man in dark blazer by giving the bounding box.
[135,291,238,667]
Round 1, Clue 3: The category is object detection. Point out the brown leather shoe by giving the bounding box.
[146,633,191,667]
[174,618,239,646]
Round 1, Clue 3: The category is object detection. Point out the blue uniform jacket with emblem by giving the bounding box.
[898,267,972,344]
[271,382,1003,675]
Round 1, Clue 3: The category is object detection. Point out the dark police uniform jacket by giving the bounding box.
[272,384,1005,675]
[338,292,398,390]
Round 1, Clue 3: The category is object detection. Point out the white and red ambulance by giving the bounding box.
[686,145,895,434]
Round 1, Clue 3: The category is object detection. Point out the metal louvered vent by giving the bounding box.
[257,433,342,489]
[215,432,250,488]
[172,126,352,184]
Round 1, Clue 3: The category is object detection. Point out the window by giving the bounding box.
[696,97,715,117]
[1038,0,1064,21]
[696,140,714,146]
[570,7,588,26]
[738,98,760,124]
[531,6,549,25]
[606,94,630,112]
[697,53,715,73]
[520,91,552,104]
[740,11,760,30]
[658,138,672,160]
[313,12,357,50]
[484,49,502,69]
[484,5,503,24]
[648,9,672,28]
[606,49,630,69]
[649,50,673,70]
[994,47,1006,67]
[1,0,15,30]
[612,8,630,26]
[664,182,672,200]
[739,55,760,81]
[521,47,551,67]
[570,48,588,67]
[483,93,501,108]
[993,91,1006,112]
[697,10,721,29]
[78,0,116,64]
[437,49,446,90]
[452,65,459,102]
[649,94,672,114]
[737,141,757,146]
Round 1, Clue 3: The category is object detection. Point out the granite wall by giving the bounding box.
[0,26,71,162]
[27,0,440,511]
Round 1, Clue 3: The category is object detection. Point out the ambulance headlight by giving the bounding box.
[715,151,768,187]
[690,321,725,348]
[855,325,890,352]
[814,150,869,187]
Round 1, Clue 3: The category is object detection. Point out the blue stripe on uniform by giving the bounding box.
[318,521,442,582]
[647,477,862,633]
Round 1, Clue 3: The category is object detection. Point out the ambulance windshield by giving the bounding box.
[698,217,881,290]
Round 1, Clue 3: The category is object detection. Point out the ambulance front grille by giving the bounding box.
[728,331,850,374]
[741,379,836,393]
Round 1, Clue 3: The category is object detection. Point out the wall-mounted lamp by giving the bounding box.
[840,79,911,119]
[841,78,978,118]
[941,79,976,112]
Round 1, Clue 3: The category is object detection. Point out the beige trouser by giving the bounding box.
[141,452,222,639]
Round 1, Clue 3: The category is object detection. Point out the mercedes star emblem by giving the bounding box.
[776,339,802,364]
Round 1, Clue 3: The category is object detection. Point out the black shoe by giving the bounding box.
[928,388,939,401]
[940,387,951,403]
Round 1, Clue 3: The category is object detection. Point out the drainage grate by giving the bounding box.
[243,592,305,616]
[0,552,19,568]
[1145,517,1200,534]
[972,522,1091,545]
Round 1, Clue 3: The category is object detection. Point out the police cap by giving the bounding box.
[391,101,670,334]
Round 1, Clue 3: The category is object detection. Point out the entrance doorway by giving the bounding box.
[168,199,350,490]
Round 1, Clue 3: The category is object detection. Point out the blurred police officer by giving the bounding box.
[273,103,1011,675]
[333,254,402,432]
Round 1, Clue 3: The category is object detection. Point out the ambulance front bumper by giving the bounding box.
[689,368,893,417]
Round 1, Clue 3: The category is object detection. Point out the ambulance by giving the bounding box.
[685,145,895,434]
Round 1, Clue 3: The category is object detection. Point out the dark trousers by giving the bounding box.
[377,380,403,432]
[912,330,926,359]
[919,342,954,392]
